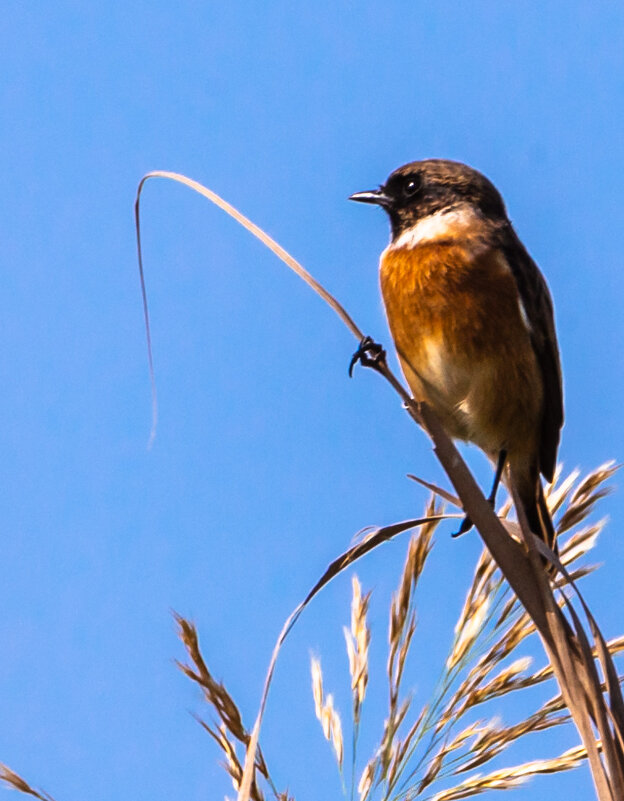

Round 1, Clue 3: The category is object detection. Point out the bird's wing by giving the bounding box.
[499,226,564,482]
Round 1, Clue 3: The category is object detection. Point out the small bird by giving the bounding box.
[350,159,563,559]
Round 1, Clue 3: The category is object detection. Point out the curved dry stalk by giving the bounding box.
[134,171,364,446]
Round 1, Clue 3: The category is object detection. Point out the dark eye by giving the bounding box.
[403,175,422,198]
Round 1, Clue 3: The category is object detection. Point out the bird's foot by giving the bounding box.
[349,336,387,377]
[452,514,474,538]
[452,497,496,538]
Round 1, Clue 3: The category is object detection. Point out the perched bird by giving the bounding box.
[350,159,563,558]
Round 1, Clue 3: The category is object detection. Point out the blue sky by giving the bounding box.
[1,3,623,800]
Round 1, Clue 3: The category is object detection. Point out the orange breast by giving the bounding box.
[380,241,542,458]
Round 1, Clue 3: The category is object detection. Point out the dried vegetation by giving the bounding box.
[167,463,621,801]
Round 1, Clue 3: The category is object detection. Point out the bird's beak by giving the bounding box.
[349,188,392,208]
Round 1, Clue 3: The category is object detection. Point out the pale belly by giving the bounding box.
[397,334,542,459]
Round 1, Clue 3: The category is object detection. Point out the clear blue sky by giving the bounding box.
[0,3,623,800]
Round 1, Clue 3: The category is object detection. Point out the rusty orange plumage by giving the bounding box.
[351,159,563,564]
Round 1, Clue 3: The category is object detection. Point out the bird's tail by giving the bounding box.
[521,480,558,576]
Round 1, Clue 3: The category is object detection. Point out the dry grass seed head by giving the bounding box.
[560,522,604,566]
[447,596,492,672]
[483,611,535,667]
[419,720,493,793]
[448,546,504,673]
[330,707,344,768]
[388,510,437,702]
[457,549,497,632]
[452,657,534,720]
[310,657,324,718]
[445,595,572,727]
[389,703,429,777]
[544,467,581,515]
[493,593,518,630]
[379,697,411,780]
[464,706,568,772]
[390,615,416,701]
[219,725,244,789]
[557,461,617,534]
[0,767,55,801]
[345,575,371,710]
[309,658,344,769]
[320,694,344,768]
[390,521,434,645]
[570,461,617,503]
[492,516,601,628]
[358,758,375,801]
[204,724,267,801]
[430,745,586,801]
[430,688,570,781]
[176,616,248,743]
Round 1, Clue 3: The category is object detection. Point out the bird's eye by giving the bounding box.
[403,176,421,198]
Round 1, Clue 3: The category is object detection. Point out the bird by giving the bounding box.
[349,159,563,563]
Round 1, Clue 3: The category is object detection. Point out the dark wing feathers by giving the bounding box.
[499,225,564,482]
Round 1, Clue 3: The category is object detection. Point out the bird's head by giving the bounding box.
[350,159,508,240]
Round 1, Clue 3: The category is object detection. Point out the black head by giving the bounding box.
[350,159,508,239]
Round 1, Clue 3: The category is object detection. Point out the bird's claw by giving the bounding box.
[452,515,474,538]
[349,336,387,377]
[452,497,496,538]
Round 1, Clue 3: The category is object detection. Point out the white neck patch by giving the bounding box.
[391,206,482,249]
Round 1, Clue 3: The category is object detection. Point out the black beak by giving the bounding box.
[349,188,392,208]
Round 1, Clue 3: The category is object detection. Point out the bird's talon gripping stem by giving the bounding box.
[349,336,387,377]
[452,496,497,538]
[452,514,474,538]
